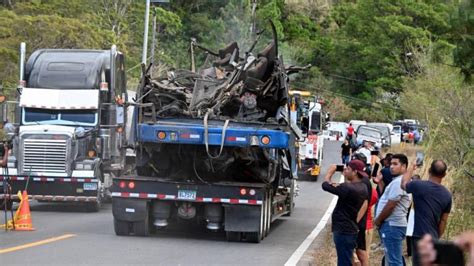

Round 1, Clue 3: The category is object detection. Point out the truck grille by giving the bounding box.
[22,139,68,174]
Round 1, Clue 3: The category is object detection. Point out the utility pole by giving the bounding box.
[150,7,157,68]
[142,0,151,65]
[148,1,170,73]
[250,0,257,40]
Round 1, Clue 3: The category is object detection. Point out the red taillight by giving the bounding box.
[128,181,135,189]
[157,131,166,140]
[240,188,247,195]
[119,181,126,189]
[261,136,271,145]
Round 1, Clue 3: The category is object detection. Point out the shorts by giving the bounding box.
[356,229,367,250]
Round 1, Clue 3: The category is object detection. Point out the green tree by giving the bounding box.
[449,0,474,81]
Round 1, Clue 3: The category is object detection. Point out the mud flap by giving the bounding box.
[224,204,260,232]
[112,198,148,222]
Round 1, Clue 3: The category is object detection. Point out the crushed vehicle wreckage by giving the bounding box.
[111,22,307,240]
[134,22,308,184]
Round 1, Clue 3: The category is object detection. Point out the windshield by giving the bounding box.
[367,125,390,136]
[393,126,401,134]
[23,108,97,126]
[358,128,382,138]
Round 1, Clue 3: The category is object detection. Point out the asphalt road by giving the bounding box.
[0,140,342,265]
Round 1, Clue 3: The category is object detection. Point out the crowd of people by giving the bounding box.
[324,137,461,266]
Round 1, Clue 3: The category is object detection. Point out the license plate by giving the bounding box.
[83,183,98,191]
[178,190,196,200]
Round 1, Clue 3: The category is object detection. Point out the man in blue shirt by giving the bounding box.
[401,159,452,266]
[413,128,421,144]
[375,153,393,196]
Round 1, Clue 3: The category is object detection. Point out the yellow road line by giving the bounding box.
[0,234,76,254]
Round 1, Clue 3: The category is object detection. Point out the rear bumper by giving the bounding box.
[0,175,99,202]
[111,176,266,206]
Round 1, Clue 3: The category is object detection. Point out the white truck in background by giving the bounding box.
[289,90,324,181]
[0,43,131,211]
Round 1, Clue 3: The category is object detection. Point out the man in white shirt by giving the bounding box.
[356,141,373,165]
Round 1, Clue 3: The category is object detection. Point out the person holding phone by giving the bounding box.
[322,160,369,266]
[401,159,452,265]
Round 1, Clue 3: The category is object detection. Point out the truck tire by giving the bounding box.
[245,232,261,243]
[85,170,104,212]
[246,195,265,243]
[114,218,131,236]
[261,192,268,238]
[284,180,295,217]
[225,231,241,242]
[85,201,101,212]
[264,190,272,237]
[133,205,150,236]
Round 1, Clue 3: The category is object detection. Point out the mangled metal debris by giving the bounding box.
[138,22,308,124]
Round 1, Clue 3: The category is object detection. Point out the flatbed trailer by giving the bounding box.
[111,118,297,243]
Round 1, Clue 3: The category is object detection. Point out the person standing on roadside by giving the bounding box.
[375,154,411,266]
[347,123,354,141]
[354,161,373,266]
[322,160,369,266]
[365,185,379,263]
[341,139,352,166]
[401,160,452,265]
[356,141,373,166]
[374,153,394,196]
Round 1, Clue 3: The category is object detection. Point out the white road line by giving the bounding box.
[285,174,344,266]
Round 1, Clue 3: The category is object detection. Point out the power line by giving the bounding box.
[290,80,401,111]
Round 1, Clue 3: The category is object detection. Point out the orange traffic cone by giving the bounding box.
[14,190,35,231]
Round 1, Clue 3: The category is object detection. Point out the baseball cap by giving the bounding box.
[348,159,368,178]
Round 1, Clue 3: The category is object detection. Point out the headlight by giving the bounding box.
[75,162,93,170]
[75,163,84,170]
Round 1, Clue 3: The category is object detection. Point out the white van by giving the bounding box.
[327,121,348,140]
[391,125,402,145]
[349,120,367,131]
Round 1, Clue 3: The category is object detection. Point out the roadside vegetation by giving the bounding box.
[0,0,471,259]
[1,0,472,122]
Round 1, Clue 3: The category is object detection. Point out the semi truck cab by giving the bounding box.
[0,43,129,211]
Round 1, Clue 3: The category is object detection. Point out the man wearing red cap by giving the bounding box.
[322,160,369,266]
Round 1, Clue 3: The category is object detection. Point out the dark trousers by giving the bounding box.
[333,231,358,266]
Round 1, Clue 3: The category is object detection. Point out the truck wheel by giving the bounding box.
[133,206,150,236]
[264,191,272,237]
[245,232,261,243]
[85,199,101,212]
[133,220,150,236]
[225,231,241,242]
[262,192,268,238]
[246,195,265,243]
[85,171,104,212]
[284,180,295,217]
[114,218,131,236]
